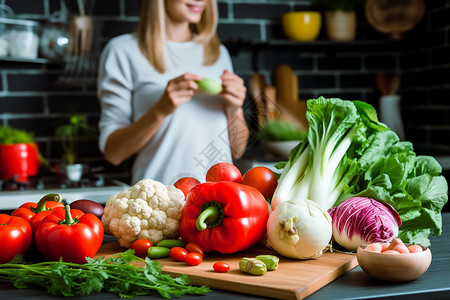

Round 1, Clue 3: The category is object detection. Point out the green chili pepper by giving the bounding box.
[147,247,171,259]
[156,239,186,249]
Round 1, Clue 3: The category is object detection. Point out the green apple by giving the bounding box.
[196,78,222,95]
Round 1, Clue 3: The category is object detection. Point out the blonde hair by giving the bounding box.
[136,0,221,73]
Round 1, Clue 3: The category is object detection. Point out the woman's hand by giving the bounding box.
[158,72,203,115]
[220,70,249,159]
[220,70,247,111]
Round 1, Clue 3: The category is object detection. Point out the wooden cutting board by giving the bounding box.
[95,241,358,300]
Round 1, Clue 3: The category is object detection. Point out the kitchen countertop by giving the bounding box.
[0,178,130,210]
[1,213,449,300]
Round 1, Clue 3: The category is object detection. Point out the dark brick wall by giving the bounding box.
[400,1,450,156]
[1,0,449,186]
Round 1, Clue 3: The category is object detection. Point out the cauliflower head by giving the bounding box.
[102,179,185,247]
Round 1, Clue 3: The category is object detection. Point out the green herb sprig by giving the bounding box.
[0,250,210,299]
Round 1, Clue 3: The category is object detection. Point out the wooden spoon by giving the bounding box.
[376,73,401,95]
[274,64,308,129]
[264,85,278,120]
[249,72,267,126]
[275,64,298,105]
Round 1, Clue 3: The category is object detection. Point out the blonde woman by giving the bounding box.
[97,0,249,185]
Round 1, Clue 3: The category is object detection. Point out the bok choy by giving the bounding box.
[271,97,372,210]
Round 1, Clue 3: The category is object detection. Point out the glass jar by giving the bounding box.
[0,17,40,59]
[0,4,14,57]
[0,24,7,56]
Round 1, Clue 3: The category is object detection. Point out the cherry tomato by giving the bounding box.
[242,166,278,199]
[185,242,205,257]
[213,261,230,273]
[170,246,189,262]
[206,162,242,183]
[130,239,153,255]
[174,177,201,199]
[185,252,203,266]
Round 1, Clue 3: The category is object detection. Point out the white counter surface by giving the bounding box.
[0,183,129,210]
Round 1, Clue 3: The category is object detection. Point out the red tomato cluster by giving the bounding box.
[137,239,229,272]
[174,162,278,201]
[168,242,229,272]
[170,242,204,266]
[130,239,207,267]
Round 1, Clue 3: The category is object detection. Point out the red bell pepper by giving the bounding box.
[11,193,64,234]
[0,214,32,263]
[179,181,269,254]
[35,205,104,264]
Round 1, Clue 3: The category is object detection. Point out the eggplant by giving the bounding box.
[70,199,104,219]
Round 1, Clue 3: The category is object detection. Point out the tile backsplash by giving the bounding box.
[1,0,449,188]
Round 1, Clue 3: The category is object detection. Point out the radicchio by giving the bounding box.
[328,197,402,252]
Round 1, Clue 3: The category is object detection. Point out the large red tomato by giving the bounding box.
[206,162,242,183]
[242,166,278,199]
[174,177,201,199]
[0,214,32,263]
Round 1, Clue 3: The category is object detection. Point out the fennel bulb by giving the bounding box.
[266,199,332,260]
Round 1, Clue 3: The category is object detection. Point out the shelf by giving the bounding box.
[261,39,402,46]
[224,38,405,70]
[0,56,59,64]
[225,39,405,51]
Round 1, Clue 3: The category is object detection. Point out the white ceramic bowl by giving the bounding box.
[266,141,301,158]
[356,244,432,282]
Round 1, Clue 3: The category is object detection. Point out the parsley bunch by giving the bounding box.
[0,250,210,298]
